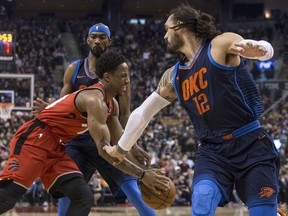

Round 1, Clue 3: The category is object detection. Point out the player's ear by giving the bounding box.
[108,39,112,46]
[102,72,111,82]
[86,36,91,44]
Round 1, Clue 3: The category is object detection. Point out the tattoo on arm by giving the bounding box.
[157,67,173,90]
[99,138,144,178]
[156,67,175,102]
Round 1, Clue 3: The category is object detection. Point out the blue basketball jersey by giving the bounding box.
[72,57,99,91]
[71,57,99,140]
[172,39,262,141]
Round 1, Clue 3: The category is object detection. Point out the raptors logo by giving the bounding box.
[8,159,19,172]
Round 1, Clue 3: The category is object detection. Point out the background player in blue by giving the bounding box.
[103,4,285,216]
[32,23,157,216]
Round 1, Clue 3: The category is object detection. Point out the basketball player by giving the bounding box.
[0,51,170,215]
[103,4,284,216]
[32,23,157,216]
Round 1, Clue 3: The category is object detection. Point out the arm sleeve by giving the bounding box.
[118,92,170,151]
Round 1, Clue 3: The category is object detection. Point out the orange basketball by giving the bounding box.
[140,178,176,210]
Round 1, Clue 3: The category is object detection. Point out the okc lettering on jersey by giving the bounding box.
[181,67,211,115]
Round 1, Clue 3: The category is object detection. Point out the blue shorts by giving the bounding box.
[193,128,279,208]
[65,133,137,199]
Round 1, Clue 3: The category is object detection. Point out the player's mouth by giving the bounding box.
[121,84,128,92]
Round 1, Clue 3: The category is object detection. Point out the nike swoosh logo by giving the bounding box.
[77,75,86,79]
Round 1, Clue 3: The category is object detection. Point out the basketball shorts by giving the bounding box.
[0,119,81,194]
[193,128,279,208]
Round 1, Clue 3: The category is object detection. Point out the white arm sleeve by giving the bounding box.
[238,39,274,61]
[118,92,170,151]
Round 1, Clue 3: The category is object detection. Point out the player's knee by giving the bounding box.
[72,187,94,210]
[61,177,94,211]
[192,180,221,216]
[81,192,94,210]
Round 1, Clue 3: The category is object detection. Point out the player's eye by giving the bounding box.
[99,35,107,40]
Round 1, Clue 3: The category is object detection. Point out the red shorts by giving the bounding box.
[0,119,81,191]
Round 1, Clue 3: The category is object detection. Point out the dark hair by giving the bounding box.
[169,3,221,39]
[96,51,126,78]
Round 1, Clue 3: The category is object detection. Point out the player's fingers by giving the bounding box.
[112,159,122,166]
[30,110,38,115]
[234,43,244,47]
[31,105,39,110]
[155,179,170,191]
[103,145,114,154]
[145,157,151,169]
[153,168,166,175]
[229,47,243,54]
[47,98,53,104]
[103,145,117,157]
[151,187,162,195]
[258,46,267,54]
[32,100,41,106]
[34,98,45,104]
[246,42,254,47]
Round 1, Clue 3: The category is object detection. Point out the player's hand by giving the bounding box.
[103,145,126,165]
[31,98,51,115]
[231,41,267,58]
[141,169,170,195]
[131,144,151,169]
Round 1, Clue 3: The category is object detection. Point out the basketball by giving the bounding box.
[140,178,176,210]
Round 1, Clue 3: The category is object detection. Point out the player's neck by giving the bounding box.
[87,53,97,75]
[182,37,204,63]
[98,81,113,102]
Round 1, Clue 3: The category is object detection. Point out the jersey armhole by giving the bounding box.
[72,60,81,84]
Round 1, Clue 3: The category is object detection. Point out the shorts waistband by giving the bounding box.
[202,120,261,143]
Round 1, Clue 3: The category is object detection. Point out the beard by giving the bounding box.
[166,33,183,53]
[91,45,107,58]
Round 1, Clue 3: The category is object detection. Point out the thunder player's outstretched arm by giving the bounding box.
[103,66,177,161]
[210,32,273,67]
[75,89,170,193]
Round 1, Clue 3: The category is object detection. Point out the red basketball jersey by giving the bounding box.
[37,82,113,143]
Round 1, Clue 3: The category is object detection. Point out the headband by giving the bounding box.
[88,23,111,39]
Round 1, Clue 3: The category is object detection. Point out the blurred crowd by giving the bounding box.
[0,15,288,209]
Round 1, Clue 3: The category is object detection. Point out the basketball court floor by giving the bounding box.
[2,201,288,215]
[2,205,252,216]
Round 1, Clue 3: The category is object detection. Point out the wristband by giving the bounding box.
[116,144,129,155]
[238,39,274,61]
[258,40,274,61]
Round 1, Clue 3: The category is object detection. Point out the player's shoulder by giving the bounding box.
[64,58,84,76]
[67,58,83,69]
[163,65,175,82]
[212,32,243,46]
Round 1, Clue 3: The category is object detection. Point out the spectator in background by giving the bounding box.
[88,173,102,206]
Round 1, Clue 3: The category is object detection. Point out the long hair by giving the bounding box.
[169,3,221,39]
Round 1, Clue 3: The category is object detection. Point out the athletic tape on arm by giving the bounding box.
[118,92,170,151]
[239,39,274,61]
